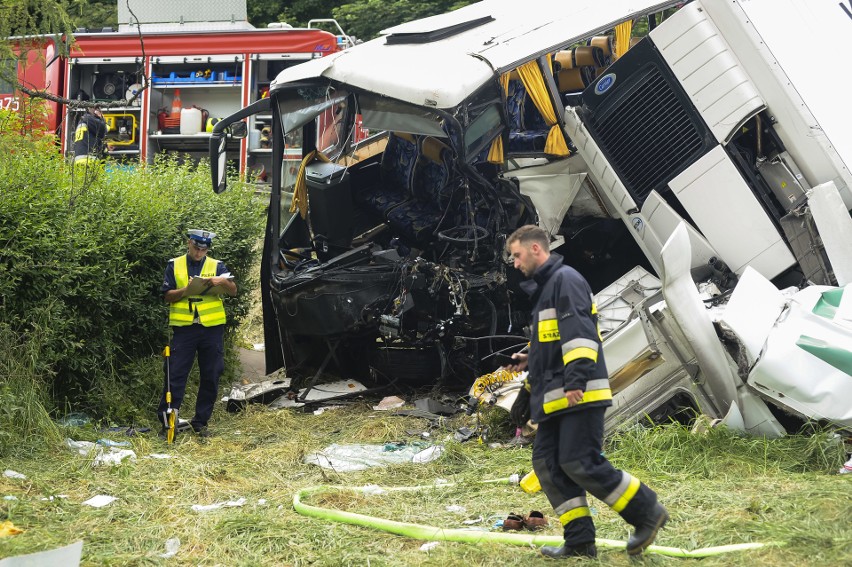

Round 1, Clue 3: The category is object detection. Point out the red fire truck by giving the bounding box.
[2,0,349,179]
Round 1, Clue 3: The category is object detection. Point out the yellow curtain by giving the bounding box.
[487,72,511,164]
[289,150,330,219]
[615,21,634,60]
[516,58,569,157]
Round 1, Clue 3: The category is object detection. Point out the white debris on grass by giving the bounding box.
[4,496,18,501]
[305,443,443,472]
[191,497,247,512]
[159,538,180,559]
[445,505,466,513]
[462,516,484,525]
[420,542,440,552]
[372,396,405,410]
[412,445,444,464]
[840,456,852,475]
[3,470,26,480]
[146,453,174,460]
[361,485,387,496]
[82,495,117,508]
[94,449,136,467]
[313,405,343,416]
[64,438,136,467]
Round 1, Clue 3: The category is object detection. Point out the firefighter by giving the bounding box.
[72,105,107,165]
[157,229,237,439]
[506,225,668,559]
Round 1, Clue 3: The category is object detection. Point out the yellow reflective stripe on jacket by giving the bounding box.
[537,308,560,342]
[169,255,226,327]
[604,472,641,513]
[542,379,613,414]
[561,338,599,365]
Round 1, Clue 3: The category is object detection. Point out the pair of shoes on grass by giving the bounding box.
[503,510,547,531]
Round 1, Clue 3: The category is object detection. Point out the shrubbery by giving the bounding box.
[0,107,264,453]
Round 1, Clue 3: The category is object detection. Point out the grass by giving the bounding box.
[1,402,850,566]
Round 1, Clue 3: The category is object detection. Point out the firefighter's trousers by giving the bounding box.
[532,406,659,546]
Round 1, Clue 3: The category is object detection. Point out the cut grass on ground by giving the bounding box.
[1,405,850,566]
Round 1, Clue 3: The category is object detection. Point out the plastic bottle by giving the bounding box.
[171,88,182,117]
[520,470,541,493]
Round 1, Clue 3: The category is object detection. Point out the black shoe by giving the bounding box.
[192,424,212,438]
[540,542,597,559]
[626,502,669,556]
[158,426,178,442]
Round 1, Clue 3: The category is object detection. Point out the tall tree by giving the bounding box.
[333,0,475,42]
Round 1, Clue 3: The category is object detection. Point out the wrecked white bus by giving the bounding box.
[210,0,852,436]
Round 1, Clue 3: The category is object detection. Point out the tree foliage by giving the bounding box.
[333,0,474,41]
[0,109,265,422]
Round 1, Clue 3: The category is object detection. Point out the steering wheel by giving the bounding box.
[437,225,490,244]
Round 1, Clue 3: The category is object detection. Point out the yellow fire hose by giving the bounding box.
[292,480,781,557]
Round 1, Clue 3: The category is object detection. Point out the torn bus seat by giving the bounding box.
[386,136,457,243]
[506,80,550,154]
[354,132,419,218]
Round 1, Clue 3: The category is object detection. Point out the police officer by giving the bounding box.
[158,229,236,439]
[506,225,668,559]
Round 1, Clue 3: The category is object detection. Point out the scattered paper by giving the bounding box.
[159,538,180,559]
[3,496,18,501]
[373,396,405,411]
[82,495,117,508]
[96,439,131,447]
[420,542,440,552]
[3,470,25,480]
[446,505,466,513]
[94,449,136,467]
[0,541,82,567]
[147,453,174,460]
[361,485,388,496]
[313,405,343,416]
[462,516,484,525]
[191,497,246,512]
[65,438,135,466]
[304,443,439,472]
[412,445,444,464]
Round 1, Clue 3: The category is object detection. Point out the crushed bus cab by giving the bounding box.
[211,0,852,436]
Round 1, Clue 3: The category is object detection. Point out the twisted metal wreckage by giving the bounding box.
[212,0,852,436]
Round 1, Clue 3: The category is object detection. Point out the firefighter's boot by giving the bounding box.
[626,502,669,556]
[540,542,597,559]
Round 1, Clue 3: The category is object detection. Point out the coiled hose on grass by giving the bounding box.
[292,479,779,558]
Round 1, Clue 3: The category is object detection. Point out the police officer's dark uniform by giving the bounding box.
[522,252,668,558]
[157,230,232,437]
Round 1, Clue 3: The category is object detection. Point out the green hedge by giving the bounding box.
[0,109,264,436]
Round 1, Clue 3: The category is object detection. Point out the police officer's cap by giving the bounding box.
[187,229,216,249]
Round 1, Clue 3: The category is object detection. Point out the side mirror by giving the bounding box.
[208,98,271,194]
[229,121,248,139]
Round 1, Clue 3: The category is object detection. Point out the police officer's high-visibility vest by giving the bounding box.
[169,255,227,327]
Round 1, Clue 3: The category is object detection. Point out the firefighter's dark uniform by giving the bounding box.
[157,253,229,431]
[523,253,660,547]
[72,110,107,163]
